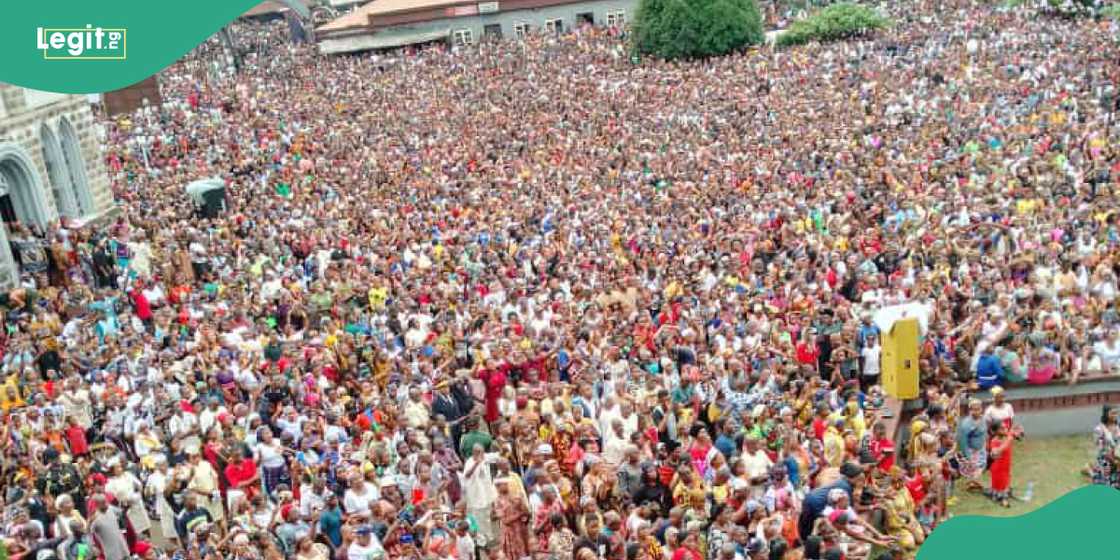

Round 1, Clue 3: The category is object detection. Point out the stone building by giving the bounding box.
[0,85,115,287]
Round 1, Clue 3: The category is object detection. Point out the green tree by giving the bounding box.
[776,2,890,48]
[634,0,764,60]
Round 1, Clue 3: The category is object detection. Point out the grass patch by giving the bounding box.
[950,435,1093,518]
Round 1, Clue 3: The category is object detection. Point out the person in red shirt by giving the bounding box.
[670,530,703,560]
[795,329,820,371]
[868,423,895,473]
[65,416,90,457]
[477,360,507,425]
[129,286,152,330]
[224,447,261,507]
[811,403,831,442]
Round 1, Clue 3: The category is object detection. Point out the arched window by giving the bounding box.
[40,124,79,218]
[58,117,94,216]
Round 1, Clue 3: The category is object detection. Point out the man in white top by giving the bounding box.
[198,397,228,436]
[299,477,332,518]
[602,421,632,466]
[861,334,882,385]
[741,436,773,499]
[343,473,379,521]
[347,525,385,560]
[460,444,500,546]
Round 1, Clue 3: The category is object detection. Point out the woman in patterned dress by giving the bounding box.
[494,478,531,560]
[1091,405,1120,487]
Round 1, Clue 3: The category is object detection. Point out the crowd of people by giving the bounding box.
[1,1,1119,559]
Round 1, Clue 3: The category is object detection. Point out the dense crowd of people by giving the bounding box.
[1,1,1119,559]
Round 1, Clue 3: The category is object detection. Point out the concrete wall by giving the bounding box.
[1016,406,1100,438]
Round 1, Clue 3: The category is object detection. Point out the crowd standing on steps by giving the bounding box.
[1,1,1119,559]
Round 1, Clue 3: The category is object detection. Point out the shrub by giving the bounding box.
[775,2,890,48]
[1041,0,1111,16]
[634,0,764,60]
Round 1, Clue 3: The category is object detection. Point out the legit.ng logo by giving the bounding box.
[36,25,126,60]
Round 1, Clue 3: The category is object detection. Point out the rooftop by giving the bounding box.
[317,0,471,32]
[243,0,314,18]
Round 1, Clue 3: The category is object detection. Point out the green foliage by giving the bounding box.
[633,0,763,60]
[1101,3,1120,18]
[1043,0,1110,16]
[775,2,890,48]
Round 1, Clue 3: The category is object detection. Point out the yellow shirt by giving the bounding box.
[0,375,25,412]
[664,281,683,300]
[368,287,388,310]
[823,428,845,468]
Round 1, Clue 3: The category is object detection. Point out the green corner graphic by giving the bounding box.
[919,485,1118,559]
[4,0,262,93]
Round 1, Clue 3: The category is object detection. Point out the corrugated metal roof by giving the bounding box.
[318,27,449,53]
[317,0,472,32]
[243,0,314,18]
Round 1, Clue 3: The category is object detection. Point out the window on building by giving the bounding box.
[452,28,474,46]
[545,18,563,35]
[576,12,594,26]
[606,10,626,27]
[483,24,503,40]
[513,22,530,39]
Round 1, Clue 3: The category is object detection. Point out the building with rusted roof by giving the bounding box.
[316,0,634,54]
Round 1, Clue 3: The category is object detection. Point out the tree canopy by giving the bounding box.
[775,2,891,48]
[634,0,764,60]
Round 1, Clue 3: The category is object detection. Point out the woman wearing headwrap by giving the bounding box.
[493,477,530,560]
[880,467,924,556]
[105,458,152,536]
[581,458,616,507]
[1090,405,1120,488]
[907,420,937,465]
[50,494,87,540]
[982,387,1022,438]
[955,399,988,492]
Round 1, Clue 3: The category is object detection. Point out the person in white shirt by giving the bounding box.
[299,478,332,518]
[460,445,500,546]
[1091,330,1120,373]
[602,422,632,466]
[198,397,228,437]
[740,436,773,499]
[861,334,882,389]
[347,526,385,560]
[342,474,379,521]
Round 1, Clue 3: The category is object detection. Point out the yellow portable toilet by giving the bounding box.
[881,317,920,400]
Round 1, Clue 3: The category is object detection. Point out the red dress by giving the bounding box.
[988,436,1012,493]
[479,368,507,424]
